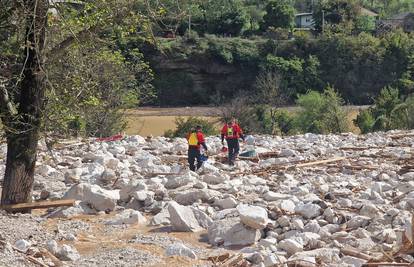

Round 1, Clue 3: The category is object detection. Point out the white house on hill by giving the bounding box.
[295,12,314,29]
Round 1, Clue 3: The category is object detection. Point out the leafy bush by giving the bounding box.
[354,87,414,133]
[273,109,297,135]
[164,117,217,138]
[264,27,290,40]
[47,45,145,137]
[261,0,295,30]
[252,106,297,135]
[353,109,375,134]
[206,37,261,65]
[295,87,350,134]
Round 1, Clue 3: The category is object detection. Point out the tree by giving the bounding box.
[313,0,360,32]
[0,0,49,209]
[261,0,295,30]
[354,86,413,133]
[0,0,153,209]
[254,71,287,133]
[295,86,350,134]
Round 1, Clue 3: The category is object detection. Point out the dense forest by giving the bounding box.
[1,0,414,135]
[130,0,414,106]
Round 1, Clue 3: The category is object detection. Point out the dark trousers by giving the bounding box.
[226,138,239,164]
[188,147,202,171]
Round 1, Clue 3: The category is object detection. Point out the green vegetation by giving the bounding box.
[164,117,217,138]
[261,0,295,30]
[221,87,350,135]
[295,87,350,134]
[2,0,414,137]
[354,87,414,133]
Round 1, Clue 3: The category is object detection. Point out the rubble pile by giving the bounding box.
[0,130,413,266]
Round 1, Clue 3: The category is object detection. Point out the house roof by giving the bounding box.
[295,12,313,17]
[49,0,84,4]
[359,7,378,17]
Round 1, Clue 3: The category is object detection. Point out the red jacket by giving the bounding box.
[187,131,207,150]
[221,123,244,140]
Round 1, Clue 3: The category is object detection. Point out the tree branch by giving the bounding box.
[0,77,18,119]
[46,26,98,58]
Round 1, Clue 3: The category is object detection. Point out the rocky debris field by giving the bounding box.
[0,130,414,267]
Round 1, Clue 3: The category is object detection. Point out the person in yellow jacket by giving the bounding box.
[187,126,208,171]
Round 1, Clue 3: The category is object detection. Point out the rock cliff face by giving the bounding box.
[150,55,258,106]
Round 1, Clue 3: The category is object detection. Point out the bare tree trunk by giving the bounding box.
[1,0,48,211]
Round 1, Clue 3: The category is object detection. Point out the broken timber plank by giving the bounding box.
[362,263,411,267]
[0,199,75,211]
[341,247,372,261]
[293,157,346,168]
[390,133,414,139]
[27,255,48,267]
[219,254,244,267]
[39,248,63,267]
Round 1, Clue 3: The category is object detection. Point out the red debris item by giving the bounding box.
[221,146,228,153]
[96,134,123,142]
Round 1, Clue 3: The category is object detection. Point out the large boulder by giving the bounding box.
[168,201,203,232]
[105,209,147,225]
[191,207,213,228]
[263,192,291,201]
[174,189,222,206]
[295,203,321,219]
[150,207,171,226]
[203,172,228,185]
[165,174,195,189]
[47,201,96,218]
[63,183,119,211]
[278,239,303,256]
[208,218,261,247]
[237,204,268,229]
[165,243,197,259]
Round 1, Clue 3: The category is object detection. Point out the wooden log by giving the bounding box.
[362,263,411,267]
[219,254,244,267]
[0,199,75,211]
[39,248,63,267]
[27,255,48,267]
[294,157,346,168]
[341,247,372,261]
[390,133,414,139]
[207,252,230,263]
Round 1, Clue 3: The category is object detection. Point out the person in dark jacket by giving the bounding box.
[187,125,208,171]
[221,118,244,165]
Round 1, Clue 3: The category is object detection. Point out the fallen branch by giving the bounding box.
[389,133,414,139]
[285,259,318,267]
[27,255,48,267]
[0,240,48,267]
[0,199,75,211]
[39,248,63,267]
[341,247,372,261]
[362,263,412,267]
[218,254,247,267]
[293,157,346,168]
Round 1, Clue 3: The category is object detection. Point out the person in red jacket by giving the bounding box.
[221,118,244,165]
[187,125,208,171]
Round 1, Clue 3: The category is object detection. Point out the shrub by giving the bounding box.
[164,117,217,138]
[264,27,290,40]
[261,0,295,30]
[354,108,375,134]
[354,87,414,133]
[219,96,263,134]
[295,87,350,134]
[273,109,297,135]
